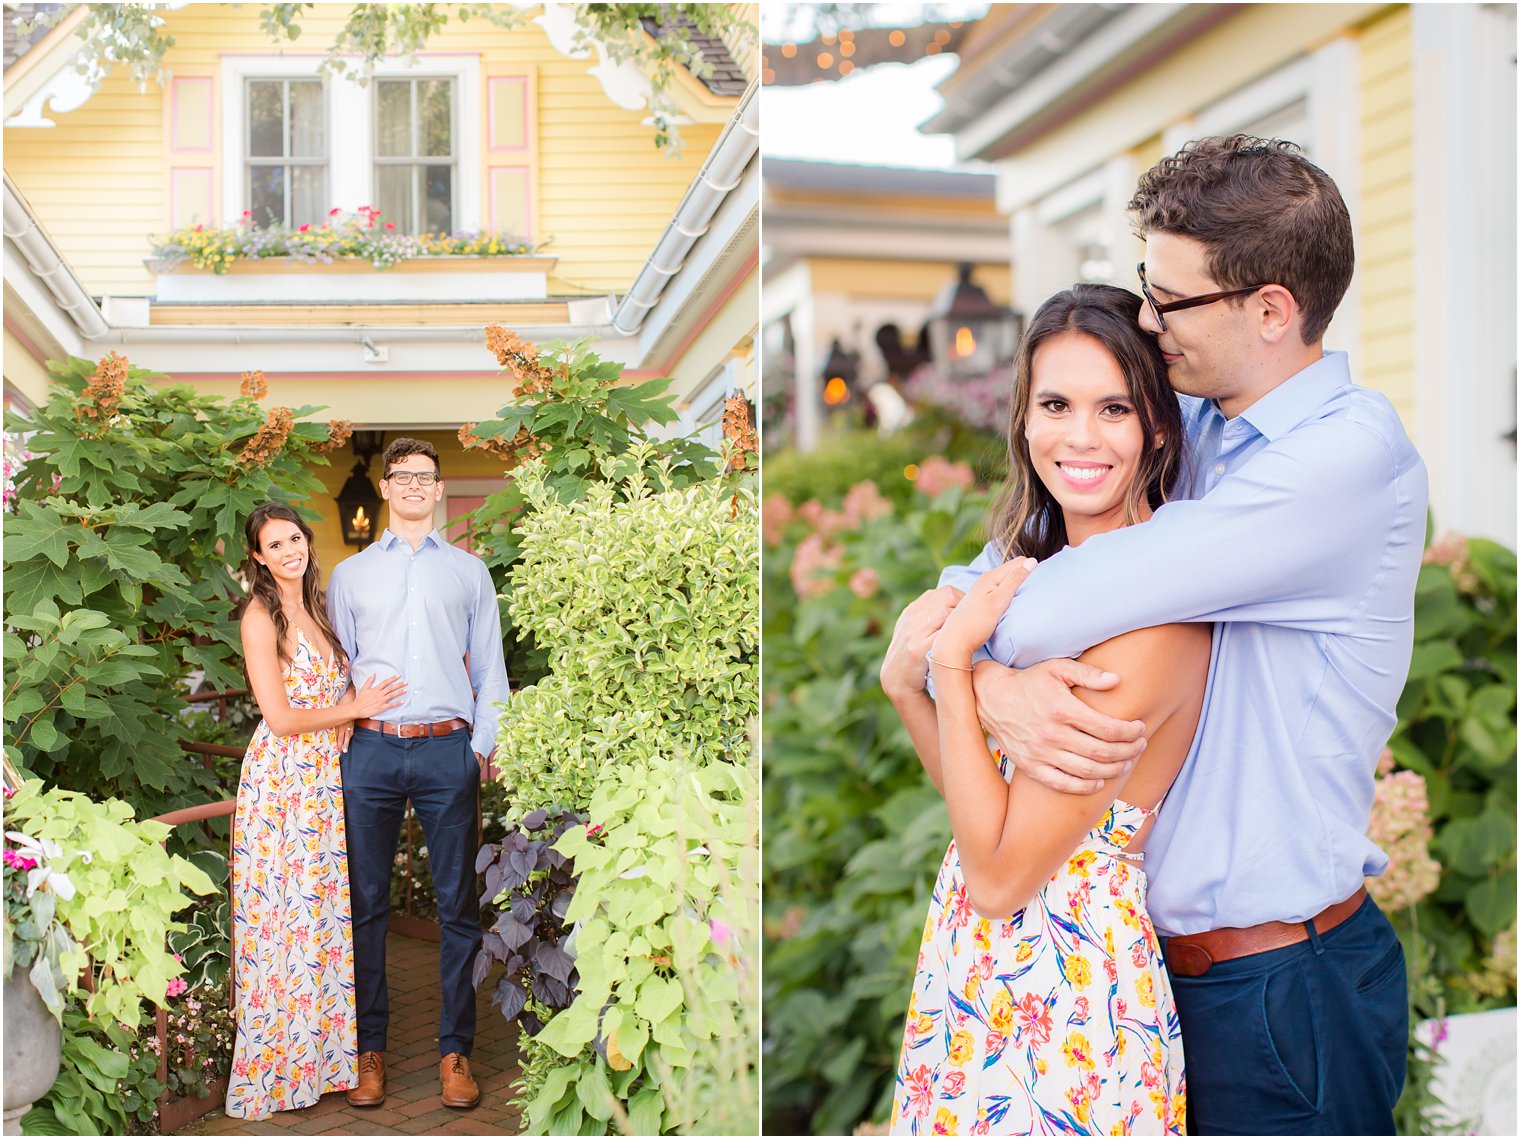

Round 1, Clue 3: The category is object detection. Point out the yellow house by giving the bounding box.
[4,2,759,575]
[922,2,1515,545]
[762,157,1012,451]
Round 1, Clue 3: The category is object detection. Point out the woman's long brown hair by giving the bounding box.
[987,284,1185,561]
[242,501,347,668]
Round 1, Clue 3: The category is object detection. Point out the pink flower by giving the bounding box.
[298,223,312,233]
[165,978,188,998]
[941,1070,966,1098]
[761,493,794,546]
[385,222,396,231]
[848,567,879,599]
[329,207,342,217]
[916,456,976,497]
[709,918,732,945]
[241,209,252,217]
[790,533,842,599]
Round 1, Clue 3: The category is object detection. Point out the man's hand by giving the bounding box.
[476,751,494,781]
[972,659,1146,793]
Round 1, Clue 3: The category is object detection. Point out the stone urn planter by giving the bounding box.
[2,973,62,1135]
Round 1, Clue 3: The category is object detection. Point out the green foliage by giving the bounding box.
[491,458,758,1134]
[4,781,215,1028]
[566,3,756,153]
[761,475,990,1135]
[466,335,724,688]
[495,456,756,814]
[23,1002,163,1136]
[761,420,1004,511]
[3,353,332,819]
[1390,539,1517,976]
[156,976,236,1104]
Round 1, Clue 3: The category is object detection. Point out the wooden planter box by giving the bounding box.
[149,254,558,303]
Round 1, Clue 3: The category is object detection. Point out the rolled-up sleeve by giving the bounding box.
[979,419,1406,667]
[467,561,511,757]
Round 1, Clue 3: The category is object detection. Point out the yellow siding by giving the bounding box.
[806,258,1012,306]
[1355,7,1415,427]
[3,5,732,297]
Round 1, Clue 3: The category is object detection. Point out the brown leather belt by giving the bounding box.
[1165,887,1369,977]
[355,717,469,739]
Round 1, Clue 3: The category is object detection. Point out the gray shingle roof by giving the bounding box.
[641,12,749,98]
[3,2,51,71]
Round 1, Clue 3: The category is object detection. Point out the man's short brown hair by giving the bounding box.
[1128,134,1353,344]
[382,437,440,477]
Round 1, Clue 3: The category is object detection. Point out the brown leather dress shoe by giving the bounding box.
[440,1052,480,1109]
[346,1051,386,1106]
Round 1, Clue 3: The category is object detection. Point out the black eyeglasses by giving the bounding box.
[384,471,439,486]
[1136,263,1271,332]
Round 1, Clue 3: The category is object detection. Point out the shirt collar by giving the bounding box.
[1221,350,1352,442]
[376,528,446,551]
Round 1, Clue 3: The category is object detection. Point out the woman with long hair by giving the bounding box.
[225,502,405,1120]
[881,285,1210,1134]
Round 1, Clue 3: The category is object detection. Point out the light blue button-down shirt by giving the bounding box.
[327,529,511,759]
[939,352,1428,935]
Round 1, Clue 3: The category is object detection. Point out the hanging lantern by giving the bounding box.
[335,431,384,548]
[927,263,1022,381]
[820,338,858,407]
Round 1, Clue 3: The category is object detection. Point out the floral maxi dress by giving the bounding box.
[226,629,357,1120]
[889,756,1185,1136]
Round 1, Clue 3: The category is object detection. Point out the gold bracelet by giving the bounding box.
[927,654,974,672]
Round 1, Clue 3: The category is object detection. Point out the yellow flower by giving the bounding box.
[934,1107,959,1135]
[989,990,1014,1035]
[1136,971,1156,1008]
[973,918,992,951]
[964,969,981,1001]
[1062,1031,1096,1070]
[1016,940,1034,963]
[948,1028,975,1066]
[1064,953,1093,989]
[1068,850,1097,877]
[1035,1057,1047,1075]
[915,1013,935,1038]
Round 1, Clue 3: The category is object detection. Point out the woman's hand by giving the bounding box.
[349,673,407,720]
[934,557,1037,664]
[881,586,964,700]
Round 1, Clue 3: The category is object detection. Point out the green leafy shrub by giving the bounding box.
[490,456,759,1134]
[761,473,990,1135]
[3,354,340,821]
[463,332,724,686]
[24,1003,164,1136]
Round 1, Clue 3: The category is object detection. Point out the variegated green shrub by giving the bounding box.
[489,454,758,1134]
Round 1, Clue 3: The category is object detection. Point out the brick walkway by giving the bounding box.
[176,932,522,1137]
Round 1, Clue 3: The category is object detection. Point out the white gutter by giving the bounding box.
[611,80,759,336]
[3,174,110,339]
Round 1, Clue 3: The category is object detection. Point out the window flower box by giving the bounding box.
[148,253,558,303]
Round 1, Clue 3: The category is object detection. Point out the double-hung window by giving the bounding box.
[374,78,457,236]
[245,78,328,228]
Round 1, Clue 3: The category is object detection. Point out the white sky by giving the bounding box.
[761,54,982,170]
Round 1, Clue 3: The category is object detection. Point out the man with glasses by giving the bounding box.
[327,437,510,1112]
[923,136,1425,1132]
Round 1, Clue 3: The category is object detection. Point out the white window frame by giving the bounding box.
[220,55,481,229]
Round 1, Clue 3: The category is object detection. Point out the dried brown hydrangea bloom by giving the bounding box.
[239,370,268,400]
[76,351,129,427]
[312,419,353,455]
[459,421,526,462]
[237,406,294,470]
[722,395,758,471]
[484,324,554,395]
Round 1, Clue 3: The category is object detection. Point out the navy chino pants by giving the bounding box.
[1166,894,1408,1135]
[342,727,483,1057]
